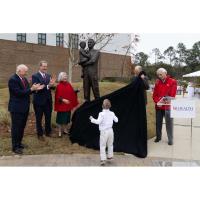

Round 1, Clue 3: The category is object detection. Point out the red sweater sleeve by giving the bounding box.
[153,81,161,103]
[169,79,177,97]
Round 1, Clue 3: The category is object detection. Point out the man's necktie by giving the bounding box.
[43,73,46,82]
[21,78,26,88]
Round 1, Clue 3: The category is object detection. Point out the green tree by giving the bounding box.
[164,46,177,66]
[134,52,149,66]
[192,41,200,63]
[152,48,164,65]
[185,42,200,70]
[176,42,187,66]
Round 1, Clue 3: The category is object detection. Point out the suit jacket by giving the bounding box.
[32,72,53,106]
[82,49,100,75]
[8,74,31,113]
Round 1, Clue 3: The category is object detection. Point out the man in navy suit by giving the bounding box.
[32,60,56,141]
[8,64,44,154]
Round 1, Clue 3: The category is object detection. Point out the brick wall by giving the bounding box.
[0,39,131,84]
[98,52,132,80]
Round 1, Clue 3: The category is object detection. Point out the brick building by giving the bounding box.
[0,36,132,84]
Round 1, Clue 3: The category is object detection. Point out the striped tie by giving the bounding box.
[21,78,26,88]
[43,73,46,81]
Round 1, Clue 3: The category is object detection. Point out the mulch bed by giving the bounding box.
[0,112,57,137]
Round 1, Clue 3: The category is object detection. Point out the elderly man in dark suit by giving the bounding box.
[8,64,44,154]
[132,65,150,105]
[32,60,56,141]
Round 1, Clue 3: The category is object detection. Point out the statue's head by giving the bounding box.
[88,39,95,49]
[79,41,86,49]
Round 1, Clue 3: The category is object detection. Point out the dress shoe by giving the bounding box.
[154,138,161,143]
[19,144,28,149]
[38,136,45,141]
[13,148,23,155]
[168,141,173,145]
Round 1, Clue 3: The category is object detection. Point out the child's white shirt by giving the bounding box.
[90,109,118,131]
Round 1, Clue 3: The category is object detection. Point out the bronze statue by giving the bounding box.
[78,41,90,78]
[79,39,100,101]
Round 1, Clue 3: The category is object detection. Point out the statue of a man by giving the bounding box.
[79,39,100,101]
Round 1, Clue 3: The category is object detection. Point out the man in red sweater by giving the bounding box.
[153,68,177,145]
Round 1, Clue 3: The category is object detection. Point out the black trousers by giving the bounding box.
[83,70,100,101]
[33,101,52,136]
[156,109,173,143]
[10,111,29,151]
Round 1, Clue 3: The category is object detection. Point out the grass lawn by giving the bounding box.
[0,87,9,106]
[0,82,155,156]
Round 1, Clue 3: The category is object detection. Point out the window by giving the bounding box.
[38,33,46,45]
[68,34,79,49]
[17,33,26,42]
[56,33,64,47]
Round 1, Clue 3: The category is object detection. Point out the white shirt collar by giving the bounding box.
[16,74,23,80]
[103,109,110,112]
[39,71,45,77]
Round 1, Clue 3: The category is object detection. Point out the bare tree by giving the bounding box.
[64,33,138,81]
[62,34,75,83]
[120,34,140,77]
[64,33,115,83]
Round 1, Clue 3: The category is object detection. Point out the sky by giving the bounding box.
[134,33,200,63]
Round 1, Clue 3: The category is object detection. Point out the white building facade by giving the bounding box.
[0,33,132,55]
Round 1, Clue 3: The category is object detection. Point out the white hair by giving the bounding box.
[58,72,68,82]
[16,64,28,74]
[135,65,142,72]
[157,68,167,74]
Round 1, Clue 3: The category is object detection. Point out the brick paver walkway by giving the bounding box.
[0,153,199,166]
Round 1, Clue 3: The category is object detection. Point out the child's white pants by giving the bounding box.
[100,128,114,161]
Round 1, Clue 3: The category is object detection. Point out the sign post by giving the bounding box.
[171,99,196,162]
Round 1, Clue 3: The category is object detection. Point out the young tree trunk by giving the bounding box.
[68,33,74,83]
[68,53,73,83]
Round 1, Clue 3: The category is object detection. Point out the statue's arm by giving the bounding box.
[84,51,100,65]
[78,51,89,65]
[80,49,90,59]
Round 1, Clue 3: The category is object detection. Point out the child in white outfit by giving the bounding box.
[89,99,118,166]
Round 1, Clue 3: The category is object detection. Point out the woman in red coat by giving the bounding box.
[54,72,79,137]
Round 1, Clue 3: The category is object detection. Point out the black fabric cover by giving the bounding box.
[70,77,148,158]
